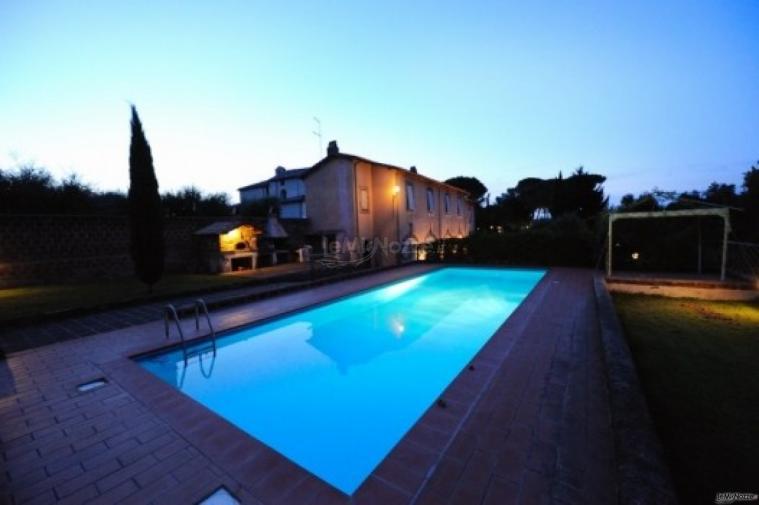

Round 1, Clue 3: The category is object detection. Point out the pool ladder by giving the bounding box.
[164,299,217,365]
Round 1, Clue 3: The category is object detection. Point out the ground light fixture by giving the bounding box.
[76,378,107,393]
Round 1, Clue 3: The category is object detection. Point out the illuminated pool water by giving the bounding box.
[137,267,545,494]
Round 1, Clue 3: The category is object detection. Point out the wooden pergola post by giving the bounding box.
[607,214,613,277]
[721,217,729,281]
[606,208,731,281]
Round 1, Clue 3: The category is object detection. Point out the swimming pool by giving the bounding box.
[137,267,545,494]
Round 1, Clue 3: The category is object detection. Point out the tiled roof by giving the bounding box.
[193,219,265,235]
[238,151,472,199]
[308,152,473,197]
[238,167,311,191]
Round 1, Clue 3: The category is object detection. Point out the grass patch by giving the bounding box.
[613,293,759,504]
[0,274,252,323]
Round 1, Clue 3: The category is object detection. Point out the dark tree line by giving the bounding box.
[441,168,608,267]
[439,162,758,270]
[476,167,608,230]
[444,176,489,206]
[616,164,759,241]
[0,166,124,214]
[446,163,757,240]
[0,165,232,216]
[162,187,231,217]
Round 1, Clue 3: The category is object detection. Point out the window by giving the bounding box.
[444,193,451,214]
[359,187,370,213]
[456,194,462,215]
[405,182,415,211]
[426,188,434,212]
[280,189,287,199]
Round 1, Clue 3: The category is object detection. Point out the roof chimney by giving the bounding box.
[275,166,286,176]
[410,166,417,174]
[327,140,339,156]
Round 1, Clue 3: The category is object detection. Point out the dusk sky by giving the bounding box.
[1,1,757,203]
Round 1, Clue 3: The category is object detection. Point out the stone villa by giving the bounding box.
[238,141,475,264]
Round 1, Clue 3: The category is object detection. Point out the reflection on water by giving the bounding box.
[306,307,423,374]
[153,344,218,389]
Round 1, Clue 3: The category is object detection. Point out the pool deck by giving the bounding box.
[0,265,666,504]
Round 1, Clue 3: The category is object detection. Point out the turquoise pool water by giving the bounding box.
[137,267,545,494]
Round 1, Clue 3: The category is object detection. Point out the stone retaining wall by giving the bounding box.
[593,274,678,504]
[0,214,217,287]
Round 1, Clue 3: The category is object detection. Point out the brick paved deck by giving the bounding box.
[1,266,634,504]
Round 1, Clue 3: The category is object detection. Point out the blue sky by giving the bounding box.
[1,0,757,203]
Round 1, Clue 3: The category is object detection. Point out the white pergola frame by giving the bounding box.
[607,207,731,281]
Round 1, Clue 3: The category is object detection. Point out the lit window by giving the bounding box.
[444,193,450,214]
[426,188,434,212]
[359,187,370,212]
[405,182,415,211]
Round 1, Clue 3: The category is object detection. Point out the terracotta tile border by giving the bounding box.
[96,266,553,504]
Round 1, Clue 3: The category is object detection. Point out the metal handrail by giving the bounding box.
[194,299,217,354]
[164,304,188,364]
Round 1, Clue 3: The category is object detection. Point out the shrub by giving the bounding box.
[428,215,596,267]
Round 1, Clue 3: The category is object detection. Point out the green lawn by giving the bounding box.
[0,274,252,323]
[613,293,759,504]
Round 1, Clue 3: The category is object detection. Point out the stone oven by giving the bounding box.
[194,220,261,273]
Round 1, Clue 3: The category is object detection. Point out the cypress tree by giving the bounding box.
[128,105,164,290]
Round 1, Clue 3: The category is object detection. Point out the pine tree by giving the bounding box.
[128,105,164,290]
